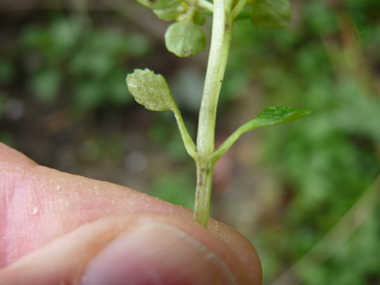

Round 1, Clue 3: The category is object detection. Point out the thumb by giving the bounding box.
[0,214,260,285]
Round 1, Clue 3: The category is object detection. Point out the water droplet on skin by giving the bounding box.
[56,185,61,191]
[31,205,39,215]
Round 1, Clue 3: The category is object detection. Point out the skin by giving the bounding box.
[0,142,262,284]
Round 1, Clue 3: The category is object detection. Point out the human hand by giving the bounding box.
[0,142,261,284]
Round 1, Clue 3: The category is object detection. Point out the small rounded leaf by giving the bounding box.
[152,0,180,9]
[154,5,181,21]
[137,0,179,9]
[249,0,291,29]
[126,69,177,112]
[193,10,207,26]
[165,21,206,57]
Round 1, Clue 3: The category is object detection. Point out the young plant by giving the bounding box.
[126,0,310,227]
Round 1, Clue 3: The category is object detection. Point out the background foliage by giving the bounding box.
[1,0,379,284]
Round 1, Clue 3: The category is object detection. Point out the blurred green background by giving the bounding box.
[1,0,380,284]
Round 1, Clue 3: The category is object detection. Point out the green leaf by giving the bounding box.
[249,106,310,127]
[126,69,177,111]
[211,106,310,162]
[154,4,181,21]
[152,0,180,9]
[127,69,197,159]
[137,0,179,9]
[193,10,207,26]
[165,21,206,57]
[139,0,184,22]
[249,0,292,29]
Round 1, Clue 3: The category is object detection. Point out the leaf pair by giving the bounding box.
[126,69,310,162]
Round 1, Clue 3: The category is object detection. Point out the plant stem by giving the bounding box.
[193,159,214,226]
[198,0,214,12]
[196,1,227,156]
[173,109,198,159]
[193,0,233,227]
[231,0,247,19]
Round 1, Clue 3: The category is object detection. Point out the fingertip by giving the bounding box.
[208,220,262,284]
[0,214,260,285]
[82,222,238,285]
